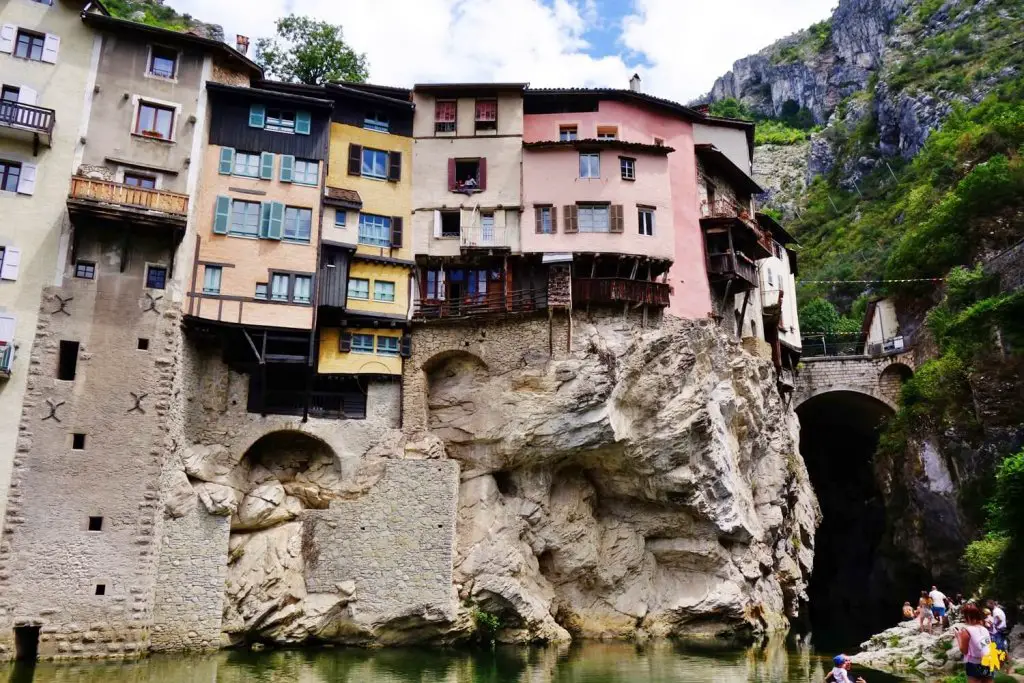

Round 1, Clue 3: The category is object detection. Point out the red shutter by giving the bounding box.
[448,158,457,191]
[347,144,362,176]
[478,158,487,190]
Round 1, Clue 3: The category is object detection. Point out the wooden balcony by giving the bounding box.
[572,277,671,307]
[67,176,189,229]
[0,101,54,150]
[707,251,758,291]
[414,287,545,322]
[700,199,773,259]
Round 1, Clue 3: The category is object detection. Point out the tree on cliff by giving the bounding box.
[255,15,369,85]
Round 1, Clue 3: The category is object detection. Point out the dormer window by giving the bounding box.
[597,126,618,140]
[559,125,577,141]
[148,46,177,79]
[474,99,497,132]
[364,111,389,133]
[435,100,456,133]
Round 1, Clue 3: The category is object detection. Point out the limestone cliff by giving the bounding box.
[169,316,818,646]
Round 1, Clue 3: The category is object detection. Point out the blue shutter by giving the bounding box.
[218,147,235,175]
[249,104,266,128]
[295,111,312,135]
[280,155,295,183]
[213,196,231,234]
[259,202,272,238]
[259,152,275,180]
[266,202,284,240]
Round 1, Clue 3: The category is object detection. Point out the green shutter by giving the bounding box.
[213,196,231,234]
[259,202,272,238]
[295,110,311,135]
[259,152,275,180]
[266,202,284,240]
[218,147,235,175]
[280,155,295,183]
[249,104,266,128]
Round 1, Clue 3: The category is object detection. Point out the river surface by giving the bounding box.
[0,640,944,683]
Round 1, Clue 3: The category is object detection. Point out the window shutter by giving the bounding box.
[610,204,624,233]
[535,209,543,234]
[18,86,37,106]
[0,25,16,54]
[279,154,295,183]
[400,334,412,358]
[564,205,578,234]
[258,202,272,238]
[388,151,401,182]
[347,144,362,176]
[16,163,36,196]
[339,331,352,353]
[295,110,312,135]
[0,247,21,281]
[447,158,456,191]
[0,314,14,344]
[390,216,403,248]
[259,152,275,180]
[248,104,266,128]
[41,34,60,63]
[212,196,231,234]
[433,210,442,238]
[218,147,235,175]
[266,202,284,240]
[478,158,487,190]
[552,206,558,233]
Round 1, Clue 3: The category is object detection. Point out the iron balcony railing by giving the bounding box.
[801,332,913,359]
[414,287,546,321]
[68,176,189,216]
[460,225,510,249]
[0,342,12,378]
[0,101,55,139]
[572,277,671,306]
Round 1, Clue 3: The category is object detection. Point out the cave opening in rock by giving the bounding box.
[796,390,928,649]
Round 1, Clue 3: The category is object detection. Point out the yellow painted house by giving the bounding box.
[316,84,414,376]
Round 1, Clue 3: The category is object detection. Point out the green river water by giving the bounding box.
[0,640,935,683]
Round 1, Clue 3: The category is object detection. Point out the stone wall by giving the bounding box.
[984,238,1024,294]
[302,459,460,624]
[794,352,916,410]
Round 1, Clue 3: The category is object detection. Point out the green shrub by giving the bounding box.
[472,608,502,642]
[964,532,1010,588]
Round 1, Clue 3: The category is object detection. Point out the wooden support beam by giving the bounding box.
[738,290,751,339]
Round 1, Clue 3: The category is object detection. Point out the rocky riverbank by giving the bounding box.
[851,619,962,675]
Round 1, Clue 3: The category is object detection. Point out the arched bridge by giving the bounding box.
[794,351,916,410]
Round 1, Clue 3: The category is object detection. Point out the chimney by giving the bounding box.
[235,35,250,55]
[629,73,642,92]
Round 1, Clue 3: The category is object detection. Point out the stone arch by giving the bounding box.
[425,351,490,438]
[795,384,898,413]
[421,348,490,374]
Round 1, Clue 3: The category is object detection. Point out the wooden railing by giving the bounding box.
[258,389,367,420]
[68,176,189,216]
[0,101,55,137]
[701,199,774,256]
[572,278,671,306]
[707,251,757,288]
[414,287,546,321]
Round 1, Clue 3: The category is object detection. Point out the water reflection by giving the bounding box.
[1,639,924,683]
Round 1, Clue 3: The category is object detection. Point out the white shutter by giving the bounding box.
[438,270,446,301]
[41,34,60,63]
[16,164,36,196]
[433,209,442,238]
[0,247,21,281]
[0,25,16,54]
[0,314,14,344]
[18,86,37,106]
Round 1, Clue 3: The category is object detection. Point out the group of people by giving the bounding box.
[902,585,962,632]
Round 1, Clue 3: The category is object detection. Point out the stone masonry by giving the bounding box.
[794,351,917,410]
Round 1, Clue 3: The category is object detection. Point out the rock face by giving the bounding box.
[753,142,811,219]
[852,619,962,674]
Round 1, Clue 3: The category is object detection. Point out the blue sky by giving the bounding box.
[175,0,837,102]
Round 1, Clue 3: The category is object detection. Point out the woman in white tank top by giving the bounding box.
[957,602,995,682]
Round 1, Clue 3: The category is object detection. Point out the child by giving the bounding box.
[918,592,934,634]
[829,654,867,683]
[903,601,915,620]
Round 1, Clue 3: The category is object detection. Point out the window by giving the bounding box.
[146,265,167,289]
[88,516,103,531]
[95,584,106,596]
[229,200,261,237]
[135,102,174,140]
[124,173,156,189]
[579,153,600,179]
[265,109,295,133]
[374,281,396,302]
[202,266,222,295]
[293,275,312,304]
[293,159,318,185]
[148,46,177,79]
[334,210,346,227]
[361,148,388,179]
[74,260,95,279]
[620,157,636,181]
[14,31,44,61]
[440,211,460,237]
[72,433,86,450]
[352,333,374,353]
[425,270,441,299]
[0,161,21,193]
[364,112,389,132]
[283,207,312,242]
[597,126,618,140]
[271,273,290,302]
[348,278,370,300]
[358,213,392,247]
[377,336,400,356]
[1,86,19,102]
[638,208,655,236]
[475,99,497,131]
[453,159,481,190]
[137,338,149,350]
[255,283,268,300]
[559,125,578,141]
[233,152,260,177]
[537,206,554,234]
[766,268,775,287]
[578,204,610,233]
[57,340,79,381]
[435,100,456,132]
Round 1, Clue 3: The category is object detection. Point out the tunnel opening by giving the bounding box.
[796,390,928,650]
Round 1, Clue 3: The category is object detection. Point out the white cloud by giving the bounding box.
[173,0,834,102]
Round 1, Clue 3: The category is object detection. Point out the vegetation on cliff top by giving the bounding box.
[104,0,207,33]
[709,98,819,146]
